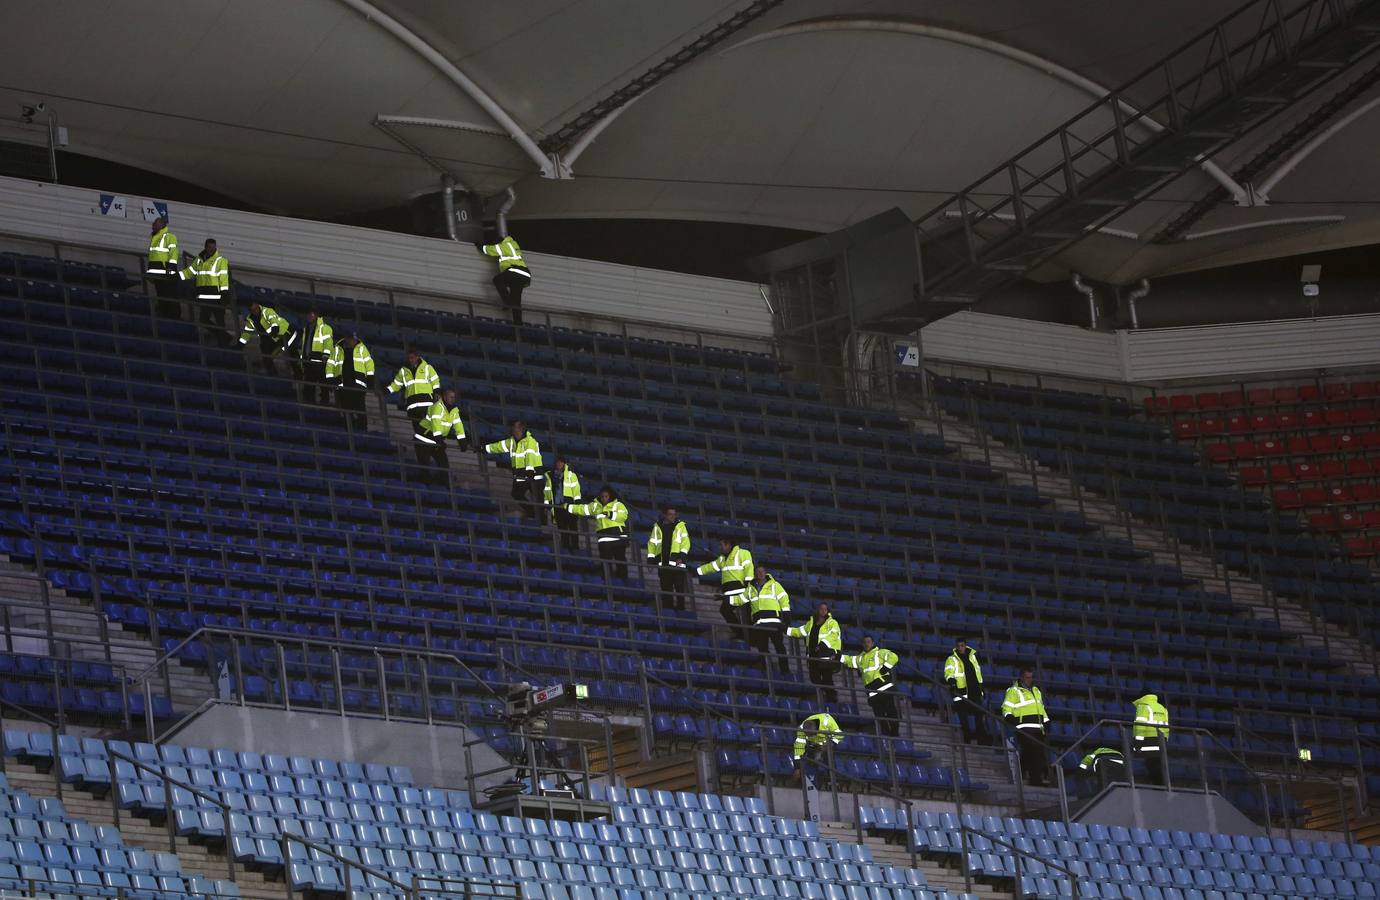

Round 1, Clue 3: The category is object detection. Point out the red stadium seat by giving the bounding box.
[1320,460,1347,479]
[1218,391,1245,408]
[1268,463,1293,482]
[1352,483,1378,503]
[1324,383,1350,401]
[1169,394,1195,412]
[1300,487,1329,507]
[1298,385,1321,403]
[1229,440,1256,459]
[1238,465,1266,484]
[1258,439,1285,458]
[1227,415,1252,434]
[1247,388,1273,406]
[1350,381,1376,400]
[1248,413,1276,431]
[1274,386,1299,404]
[1363,509,1380,529]
[1273,489,1303,508]
[1336,433,1357,453]
[1301,409,1323,429]
[1309,435,1336,455]
[1287,437,1312,457]
[1324,409,1348,427]
[1294,462,1318,481]
[1195,392,1220,410]
[1328,486,1354,505]
[1338,511,1362,530]
[1361,433,1380,450]
[1173,420,1199,440]
[1346,458,1372,478]
[1199,416,1223,434]
[1206,442,1232,462]
[1144,397,1169,415]
[1276,412,1298,430]
[1348,407,1376,426]
[1343,537,1374,559]
[1310,512,1339,530]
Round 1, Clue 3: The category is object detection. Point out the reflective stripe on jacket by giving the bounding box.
[484,434,543,481]
[647,521,691,564]
[147,228,178,273]
[1133,694,1169,749]
[696,546,753,595]
[1001,683,1049,730]
[744,576,789,623]
[787,615,841,657]
[482,236,529,273]
[286,318,334,363]
[570,499,628,541]
[543,467,582,505]
[418,400,466,444]
[841,647,899,695]
[180,251,229,298]
[387,361,440,410]
[943,649,984,693]
[792,713,842,760]
[325,342,375,388]
[238,307,290,345]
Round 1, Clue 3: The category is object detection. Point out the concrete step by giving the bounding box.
[0,558,213,717]
[5,762,281,900]
[830,827,1008,898]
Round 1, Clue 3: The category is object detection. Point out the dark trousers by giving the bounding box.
[1089,759,1125,794]
[1137,746,1165,786]
[868,691,900,738]
[747,621,790,675]
[954,694,988,744]
[1015,728,1047,786]
[553,506,580,552]
[255,337,282,374]
[414,441,447,484]
[493,270,529,325]
[719,595,746,642]
[807,657,840,704]
[511,479,544,524]
[300,361,330,404]
[656,567,689,611]
[337,388,367,432]
[598,538,628,580]
[198,294,227,344]
[150,272,181,318]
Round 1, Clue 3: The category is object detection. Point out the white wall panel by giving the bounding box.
[1124,314,1380,381]
[920,311,1125,380]
[0,177,770,340]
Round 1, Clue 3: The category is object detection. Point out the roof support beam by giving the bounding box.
[337,0,564,178]
[1255,93,1380,198]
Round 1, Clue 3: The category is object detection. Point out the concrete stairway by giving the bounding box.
[4,761,281,900]
[0,559,212,718]
[912,409,1375,675]
[821,822,1005,899]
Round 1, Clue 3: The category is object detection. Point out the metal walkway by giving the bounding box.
[913,0,1380,303]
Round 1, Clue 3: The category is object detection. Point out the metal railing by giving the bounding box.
[0,229,776,360]
[1051,718,1313,835]
[127,625,504,744]
[105,747,237,881]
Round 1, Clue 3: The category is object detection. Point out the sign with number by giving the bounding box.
[98,194,127,217]
[141,200,169,222]
[894,343,920,367]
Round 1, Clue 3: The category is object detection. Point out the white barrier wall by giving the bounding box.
[0,177,771,340]
[922,310,1380,384]
[920,311,1125,380]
